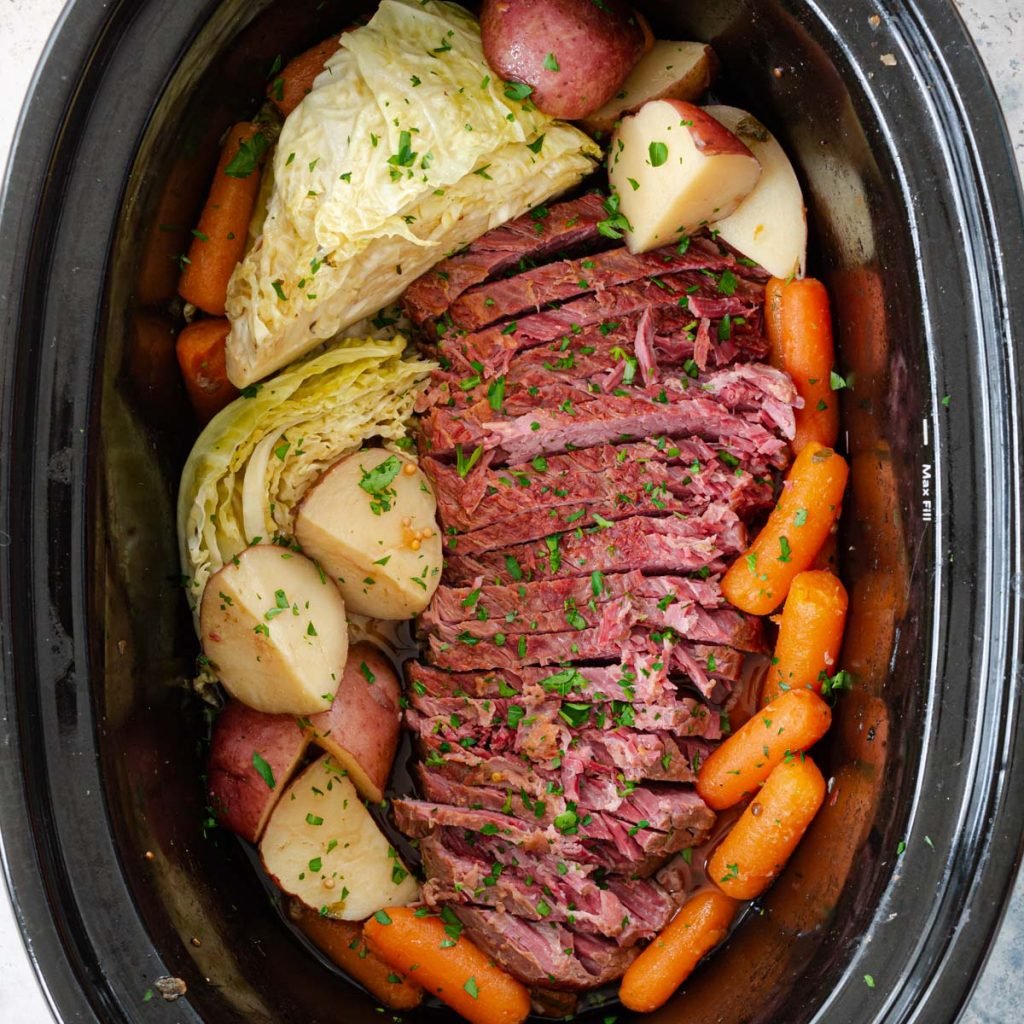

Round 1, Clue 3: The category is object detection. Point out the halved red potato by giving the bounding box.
[294,449,442,620]
[608,99,762,252]
[480,0,647,119]
[305,643,402,804]
[705,105,807,278]
[581,41,718,137]
[200,544,348,715]
[207,700,310,843]
[260,753,419,920]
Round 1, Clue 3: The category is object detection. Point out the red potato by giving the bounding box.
[608,99,762,253]
[200,545,349,715]
[705,105,807,279]
[581,41,719,137]
[207,700,310,843]
[260,754,419,919]
[305,643,402,804]
[480,0,647,119]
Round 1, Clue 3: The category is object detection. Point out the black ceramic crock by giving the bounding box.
[2,0,1023,1021]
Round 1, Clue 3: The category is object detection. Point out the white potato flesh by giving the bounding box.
[260,754,419,919]
[705,105,807,279]
[294,449,442,619]
[201,545,348,715]
[608,99,762,253]
[581,41,717,137]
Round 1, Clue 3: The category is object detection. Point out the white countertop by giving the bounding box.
[1,1,1022,1021]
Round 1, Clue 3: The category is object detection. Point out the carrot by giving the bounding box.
[269,35,343,117]
[696,689,831,810]
[721,441,849,615]
[619,889,738,1013]
[176,318,238,423]
[708,755,826,901]
[288,905,422,1010]
[761,571,848,706]
[767,277,839,453]
[363,907,531,1024]
[178,122,265,316]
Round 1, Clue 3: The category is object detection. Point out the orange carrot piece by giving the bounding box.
[178,123,264,316]
[768,277,840,453]
[269,35,342,117]
[619,889,738,1013]
[696,689,831,810]
[708,755,826,901]
[761,570,849,705]
[363,907,531,1024]
[289,906,422,1010]
[175,318,238,423]
[721,441,849,615]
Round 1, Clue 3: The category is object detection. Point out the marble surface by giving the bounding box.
[0,0,1022,1021]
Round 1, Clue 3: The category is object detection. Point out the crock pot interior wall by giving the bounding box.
[0,0,1009,1020]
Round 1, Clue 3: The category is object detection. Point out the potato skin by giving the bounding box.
[481,0,646,119]
[305,643,402,804]
[207,700,310,843]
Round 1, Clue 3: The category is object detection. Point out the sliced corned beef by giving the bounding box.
[421,309,769,411]
[415,761,719,836]
[453,906,640,990]
[443,505,746,588]
[448,240,738,331]
[422,619,749,673]
[408,708,710,785]
[437,271,762,376]
[425,438,775,533]
[418,833,674,946]
[423,572,725,628]
[448,490,697,555]
[419,370,795,466]
[439,469,772,556]
[409,692,720,740]
[414,774,703,863]
[407,656,684,705]
[402,194,609,328]
[422,590,765,654]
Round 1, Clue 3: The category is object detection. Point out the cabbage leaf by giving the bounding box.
[225,0,600,386]
[177,335,433,620]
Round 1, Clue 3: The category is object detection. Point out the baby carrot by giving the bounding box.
[761,571,849,705]
[269,34,342,117]
[721,441,849,615]
[619,889,738,1013]
[175,318,238,423]
[696,689,831,810]
[290,906,422,1010]
[178,122,265,316]
[708,755,827,901]
[768,277,839,452]
[364,907,531,1024]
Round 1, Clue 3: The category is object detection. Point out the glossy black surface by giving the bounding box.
[1,1,1022,1022]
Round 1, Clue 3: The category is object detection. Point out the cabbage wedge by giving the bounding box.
[225,0,600,386]
[178,336,433,619]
